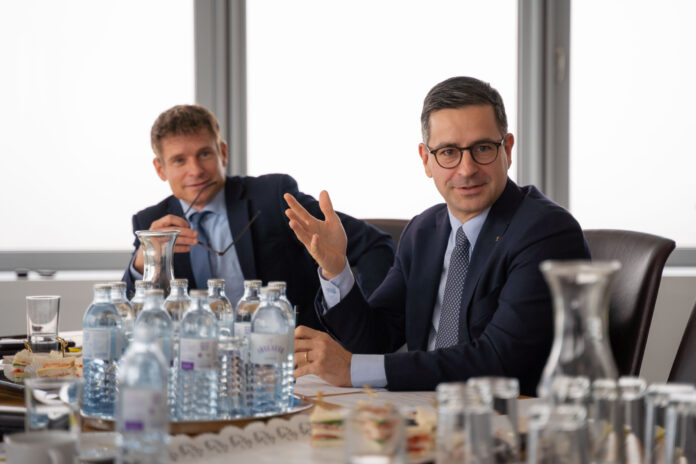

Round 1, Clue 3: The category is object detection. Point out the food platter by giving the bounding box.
[83,395,314,436]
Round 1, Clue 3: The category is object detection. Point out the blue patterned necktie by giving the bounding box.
[435,226,471,349]
[189,210,213,289]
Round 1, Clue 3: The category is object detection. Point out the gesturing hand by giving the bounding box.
[294,325,352,387]
[284,191,347,279]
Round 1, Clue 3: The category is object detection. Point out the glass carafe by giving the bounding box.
[537,260,620,398]
[136,230,180,297]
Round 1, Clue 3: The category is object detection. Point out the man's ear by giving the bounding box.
[153,157,168,181]
[219,141,228,167]
[418,143,433,178]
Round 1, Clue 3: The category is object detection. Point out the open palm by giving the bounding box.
[284,190,347,279]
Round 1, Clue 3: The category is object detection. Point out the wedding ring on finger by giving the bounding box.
[304,351,309,364]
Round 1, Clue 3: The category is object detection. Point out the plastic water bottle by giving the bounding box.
[164,278,191,328]
[110,282,135,349]
[268,281,296,408]
[208,278,234,336]
[217,334,249,419]
[235,280,261,338]
[176,289,219,421]
[130,280,152,317]
[163,278,190,418]
[135,289,174,415]
[249,286,292,414]
[116,324,169,464]
[82,283,123,419]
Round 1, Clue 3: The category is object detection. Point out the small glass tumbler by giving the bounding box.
[526,403,591,464]
[436,382,468,463]
[618,376,647,462]
[25,377,82,434]
[665,391,696,464]
[590,378,620,463]
[468,377,520,462]
[26,295,60,352]
[645,383,696,464]
[345,402,406,464]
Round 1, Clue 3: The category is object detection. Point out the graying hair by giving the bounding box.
[420,76,508,144]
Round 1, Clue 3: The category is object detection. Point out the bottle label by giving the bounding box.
[179,338,217,371]
[250,333,290,364]
[83,328,119,360]
[234,322,251,338]
[121,388,167,431]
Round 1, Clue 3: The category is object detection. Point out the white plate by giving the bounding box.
[79,431,117,462]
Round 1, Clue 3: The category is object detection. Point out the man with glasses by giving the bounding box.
[288,77,590,395]
[122,105,394,329]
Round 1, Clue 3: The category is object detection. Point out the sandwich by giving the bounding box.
[310,405,345,447]
[406,407,437,459]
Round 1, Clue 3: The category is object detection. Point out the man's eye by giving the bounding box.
[172,158,184,165]
[438,148,458,157]
[200,151,211,158]
[474,143,494,154]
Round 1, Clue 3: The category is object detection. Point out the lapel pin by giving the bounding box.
[495,236,501,242]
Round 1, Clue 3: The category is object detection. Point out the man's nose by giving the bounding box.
[187,158,205,176]
[456,149,479,176]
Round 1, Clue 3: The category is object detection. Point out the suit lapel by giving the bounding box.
[458,179,522,343]
[409,207,451,351]
[224,177,257,279]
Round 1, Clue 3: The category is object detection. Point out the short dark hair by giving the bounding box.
[421,76,508,144]
[151,105,223,157]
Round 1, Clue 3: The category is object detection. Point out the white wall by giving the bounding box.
[1,270,693,383]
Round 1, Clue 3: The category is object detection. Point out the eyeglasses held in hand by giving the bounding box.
[197,210,261,256]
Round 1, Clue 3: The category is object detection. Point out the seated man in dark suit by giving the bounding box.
[287,77,590,395]
[122,105,394,329]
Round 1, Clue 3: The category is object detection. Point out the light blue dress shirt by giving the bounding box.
[319,207,490,388]
[130,187,246,305]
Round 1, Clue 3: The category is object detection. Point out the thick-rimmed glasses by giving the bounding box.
[426,136,506,169]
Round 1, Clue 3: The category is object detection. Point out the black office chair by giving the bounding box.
[363,219,409,250]
[668,299,696,383]
[584,229,675,376]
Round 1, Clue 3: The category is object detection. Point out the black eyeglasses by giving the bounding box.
[426,136,506,169]
[196,210,261,256]
[180,180,260,256]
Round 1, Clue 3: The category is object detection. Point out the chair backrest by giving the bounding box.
[584,229,675,375]
[668,299,696,383]
[363,219,409,250]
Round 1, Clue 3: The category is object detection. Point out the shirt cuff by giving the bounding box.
[350,354,388,388]
[129,255,144,281]
[317,261,355,309]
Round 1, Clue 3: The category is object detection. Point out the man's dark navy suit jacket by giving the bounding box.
[317,179,590,395]
[123,174,394,329]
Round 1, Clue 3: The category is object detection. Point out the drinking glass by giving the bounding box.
[526,403,591,464]
[26,295,60,352]
[645,383,696,463]
[24,377,82,434]
[468,377,519,462]
[618,377,647,462]
[665,391,696,464]
[345,402,406,464]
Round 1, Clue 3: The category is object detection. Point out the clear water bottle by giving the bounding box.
[164,278,191,328]
[268,281,295,408]
[116,324,169,464]
[130,280,152,318]
[249,286,292,414]
[164,278,190,418]
[176,289,219,421]
[217,334,249,419]
[208,278,234,337]
[82,283,123,419]
[235,279,261,338]
[110,282,135,349]
[135,289,174,415]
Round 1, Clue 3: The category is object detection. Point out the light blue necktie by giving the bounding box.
[189,210,213,289]
[435,226,471,349]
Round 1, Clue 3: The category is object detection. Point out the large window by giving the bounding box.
[246,0,517,220]
[0,1,194,251]
[569,0,696,247]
